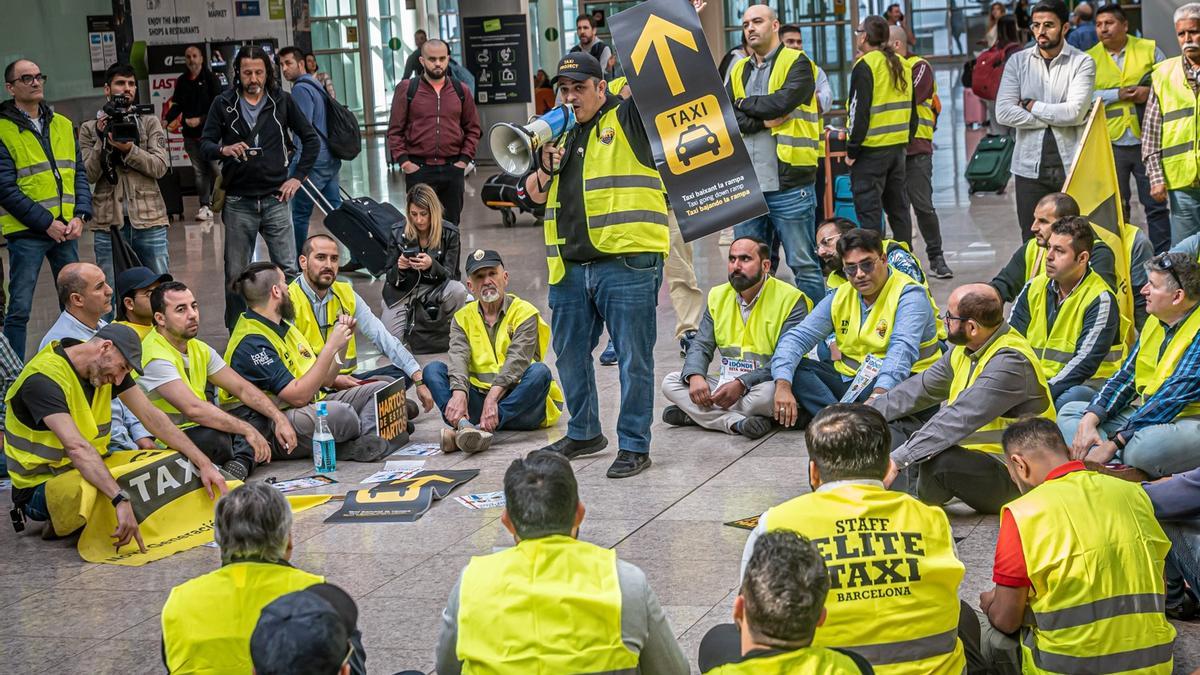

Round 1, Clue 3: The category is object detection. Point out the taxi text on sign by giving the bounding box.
[608,0,768,242]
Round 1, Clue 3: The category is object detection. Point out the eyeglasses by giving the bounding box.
[842,257,880,278]
[7,74,47,86]
[1156,253,1183,290]
[941,310,968,324]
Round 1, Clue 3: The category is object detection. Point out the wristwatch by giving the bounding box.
[111,490,131,507]
[78,212,92,223]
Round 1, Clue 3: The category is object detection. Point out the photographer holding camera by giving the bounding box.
[79,63,170,309]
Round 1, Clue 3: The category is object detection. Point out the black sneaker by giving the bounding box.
[662,405,697,427]
[678,329,698,358]
[406,398,419,420]
[1167,588,1198,621]
[606,450,651,478]
[341,435,392,462]
[735,415,773,439]
[542,434,609,460]
[221,458,251,481]
[929,256,954,279]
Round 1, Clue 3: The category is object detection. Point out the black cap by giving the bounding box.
[95,323,144,376]
[551,52,603,86]
[115,267,172,301]
[464,248,504,275]
[251,585,355,675]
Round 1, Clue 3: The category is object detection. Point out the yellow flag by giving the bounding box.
[1063,98,1138,347]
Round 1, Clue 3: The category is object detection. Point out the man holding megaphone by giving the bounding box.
[519,52,668,479]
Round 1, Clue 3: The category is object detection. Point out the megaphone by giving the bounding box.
[489,104,576,176]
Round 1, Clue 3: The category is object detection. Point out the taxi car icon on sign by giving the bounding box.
[675,122,720,167]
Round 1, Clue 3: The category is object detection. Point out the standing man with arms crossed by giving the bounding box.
[200,46,319,331]
[0,58,90,359]
[278,47,342,248]
[165,45,222,222]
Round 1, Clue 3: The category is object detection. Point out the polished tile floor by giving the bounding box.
[3,70,1198,673]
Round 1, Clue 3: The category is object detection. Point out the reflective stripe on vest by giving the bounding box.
[0,113,77,235]
[830,269,941,378]
[705,646,864,674]
[456,535,640,674]
[162,561,324,673]
[947,327,1055,455]
[141,329,214,430]
[543,106,668,285]
[905,55,937,141]
[1022,271,1127,381]
[765,484,967,674]
[1134,306,1200,419]
[1152,57,1200,189]
[221,314,324,409]
[730,47,822,169]
[853,50,913,148]
[288,280,358,374]
[1005,470,1175,674]
[4,342,113,489]
[1088,36,1157,141]
[709,276,811,369]
[450,295,565,428]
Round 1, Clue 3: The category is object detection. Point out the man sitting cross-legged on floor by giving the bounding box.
[736,403,971,674]
[137,280,298,480]
[661,236,811,439]
[222,262,402,464]
[697,530,874,674]
[871,284,1055,514]
[1059,252,1200,479]
[423,249,565,454]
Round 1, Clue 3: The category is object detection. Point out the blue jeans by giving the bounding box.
[291,157,343,249]
[1054,384,1097,410]
[94,222,170,321]
[1169,187,1200,246]
[549,253,662,453]
[423,360,551,431]
[222,195,298,330]
[733,184,823,303]
[1162,520,1200,607]
[1057,401,1200,478]
[790,357,870,416]
[19,482,50,521]
[4,235,79,359]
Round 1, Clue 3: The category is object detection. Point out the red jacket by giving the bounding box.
[386,77,481,165]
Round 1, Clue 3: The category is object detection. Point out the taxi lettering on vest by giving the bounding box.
[810,516,926,601]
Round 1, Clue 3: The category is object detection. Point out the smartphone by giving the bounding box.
[245,147,263,158]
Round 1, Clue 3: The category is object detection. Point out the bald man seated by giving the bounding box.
[869,284,1056,514]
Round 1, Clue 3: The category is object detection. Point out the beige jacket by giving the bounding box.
[79,113,169,229]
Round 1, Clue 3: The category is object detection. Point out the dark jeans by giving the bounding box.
[184,424,255,467]
[850,145,913,246]
[905,152,944,259]
[791,358,871,416]
[423,360,551,430]
[1113,143,1171,254]
[1014,171,1065,243]
[183,136,219,207]
[4,234,79,359]
[903,442,1020,514]
[221,195,298,330]
[408,163,465,225]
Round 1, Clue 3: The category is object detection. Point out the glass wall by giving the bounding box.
[311,0,414,126]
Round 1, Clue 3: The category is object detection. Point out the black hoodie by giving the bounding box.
[199,87,318,198]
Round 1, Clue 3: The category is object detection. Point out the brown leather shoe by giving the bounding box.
[440,428,460,453]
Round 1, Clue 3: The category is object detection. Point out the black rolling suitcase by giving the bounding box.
[480,172,544,227]
[158,168,184,220]
[300,180,402,277]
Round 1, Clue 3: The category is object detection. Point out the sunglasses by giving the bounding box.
[7,73,47,86]
[842,257,880,278]
[1156,254,1184,290]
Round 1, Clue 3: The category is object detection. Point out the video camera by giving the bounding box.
[102,94,154,144]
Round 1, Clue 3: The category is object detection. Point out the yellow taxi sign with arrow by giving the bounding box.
[630,14,698,97]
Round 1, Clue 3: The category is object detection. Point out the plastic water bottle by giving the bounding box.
[313,402,337,473]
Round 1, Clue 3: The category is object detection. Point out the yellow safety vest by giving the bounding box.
[853,50,913,148]
[4,342,112,489]
[730,47,822,169]
[1088,36,1157,141]
[947,327,1055,455]
[766,483,966,675]
[456,534,640,674]
[1004,470,1175,674]
[1022,270,1128,384]
[827,271,848,289]
[161,561,324,674]
[884,238,946,339]
[288,279,358,374]
[830,269,941,377]
[1023,239,1047,282]
[451,295,564,428]
[1151,56,1200,189]
[607,76,628,96]
[705,647,864,674]
[904,55,936,141]
[709,276,811,367]
[0,112,77,235]
[220,313,324,408]
[544,105,669,285]
[1134,306,1200,419]
[141,328,213,430]
[114,320,154,340]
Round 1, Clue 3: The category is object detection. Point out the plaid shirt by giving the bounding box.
[1142,56,1200,188]
[1086,305,1200,438]
[0,333,21,431]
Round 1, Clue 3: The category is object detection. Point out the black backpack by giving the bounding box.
[295,79,362,161]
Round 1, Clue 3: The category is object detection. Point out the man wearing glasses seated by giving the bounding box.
[1059,252,1200,480]
[769,228,941,429]
[870,283,1055,514]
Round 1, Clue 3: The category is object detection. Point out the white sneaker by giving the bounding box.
[196,205,213,220]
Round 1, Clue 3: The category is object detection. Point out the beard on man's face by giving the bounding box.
[280,294,297,323]
[729,268,763,292]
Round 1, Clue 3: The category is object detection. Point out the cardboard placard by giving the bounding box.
[373,377,410,449]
